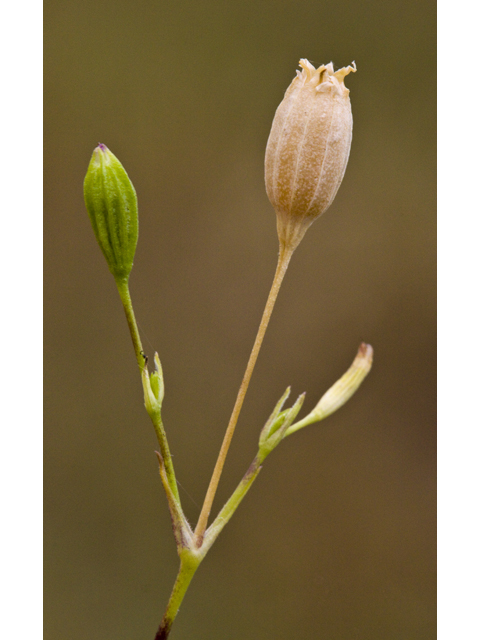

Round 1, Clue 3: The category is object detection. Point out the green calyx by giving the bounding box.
[83,144,138,280]
[150,352,165,407]
[258,388,305,461]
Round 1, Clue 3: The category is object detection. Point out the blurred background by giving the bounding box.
[44,0,436,638]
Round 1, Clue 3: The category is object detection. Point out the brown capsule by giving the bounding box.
[265,59,356,251]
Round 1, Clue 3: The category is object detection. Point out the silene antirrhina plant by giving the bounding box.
[83,58,373,639]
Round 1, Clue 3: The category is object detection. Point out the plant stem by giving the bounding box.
[115,277,145,370]
[194,243,294,544]
[155,557,199,640]
[116,277,181,503]
[156,454,264,640]
[204,453,263,548]
[284,412,319,436]
[153,415,181,504]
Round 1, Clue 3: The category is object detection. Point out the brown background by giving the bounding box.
[44,0,436,638]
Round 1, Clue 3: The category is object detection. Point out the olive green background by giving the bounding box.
[44,0,436,638]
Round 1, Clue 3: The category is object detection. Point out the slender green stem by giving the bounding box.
[204,453,263,549]
[115,277,145,370]
[156,454,263,639]
[155,557,200,640]
[153,415,181,504]
[284,412,319,436]
[115,277,181,503]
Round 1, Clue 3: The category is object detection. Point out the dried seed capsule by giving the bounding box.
[265,59,356,251]
[83,144,138,280]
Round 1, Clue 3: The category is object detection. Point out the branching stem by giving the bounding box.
[116,277,180,503]
[155,453,265,640]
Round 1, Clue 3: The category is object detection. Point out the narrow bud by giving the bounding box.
[258,387,290,449]
[142,366,161,420]
[258,390,305,461]
[83,144,138,280]
[150,352,165,407]
[311,343,373,420]
[285,343,373,437]
[265,59,356,252]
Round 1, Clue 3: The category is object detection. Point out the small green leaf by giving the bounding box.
[258,387,290,449]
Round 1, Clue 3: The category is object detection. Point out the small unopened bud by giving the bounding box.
[83,144,138,280]
[258,390,305,461]
[141,352,165,419]
[265,59,356,252]
[285,343,373,437]
[311,343,373,420]
[142,366,161,420]
[258,387,291,450]
[149,352,165,407]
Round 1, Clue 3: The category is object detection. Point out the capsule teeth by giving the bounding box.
[298,58,317,82]
[333,63,357,83]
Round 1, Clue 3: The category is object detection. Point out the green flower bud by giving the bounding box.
[258,387,291,450]
[141,352,165,420]
[258,388,305,461]
[150,352,165,406]
[83,144,138,280]
[142,366,161,420]
[150,372,162,402]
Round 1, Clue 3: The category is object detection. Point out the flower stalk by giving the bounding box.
[115,277,145,370]
[193,241,295,545]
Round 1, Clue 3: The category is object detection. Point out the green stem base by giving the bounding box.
[155,558,199,640]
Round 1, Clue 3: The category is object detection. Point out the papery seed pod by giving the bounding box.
[84,144,138,280]
[265,59,356,252]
